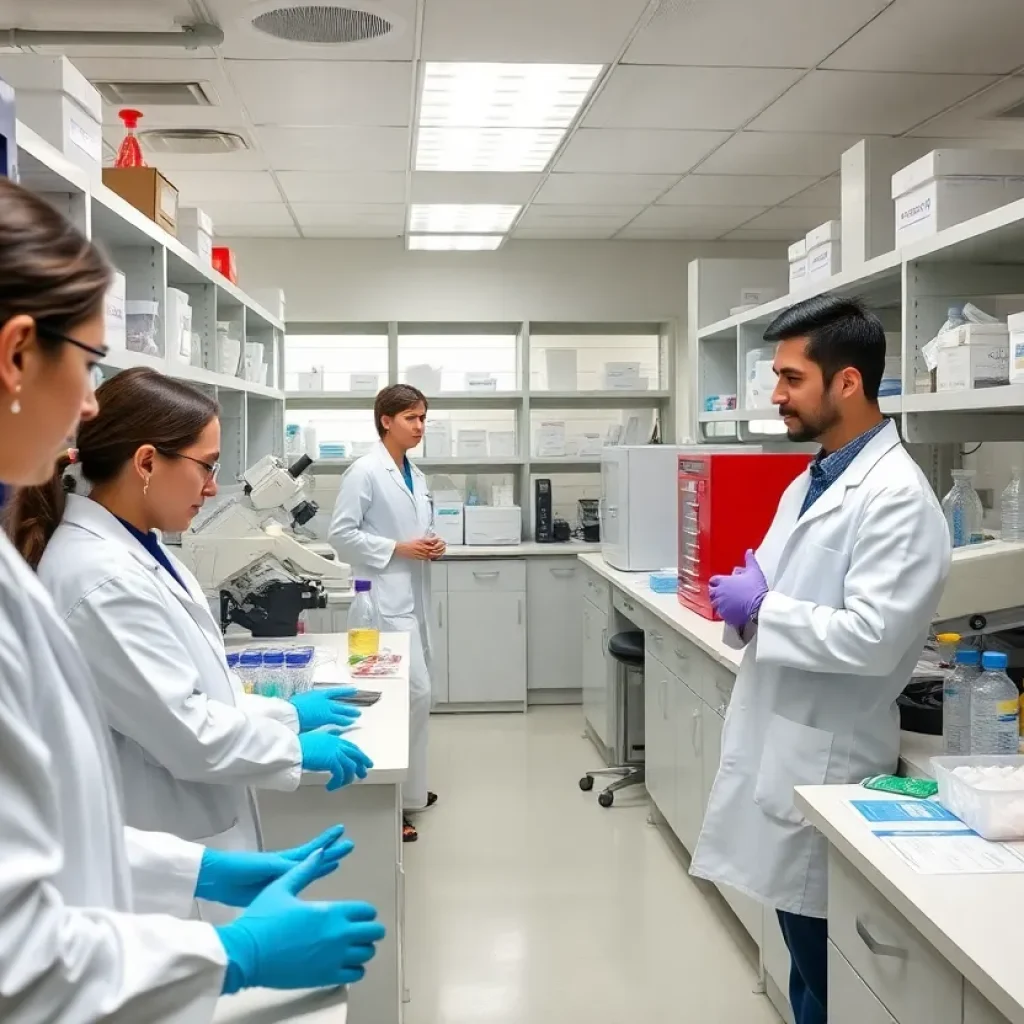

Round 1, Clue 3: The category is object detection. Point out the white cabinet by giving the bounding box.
[527,559,582,691]
[672,675,704,852]
[446,560,526,706]
[964,985,1011,1024]
[644,652,676,821]
[829,941,897,1024]
[582,596,612,754]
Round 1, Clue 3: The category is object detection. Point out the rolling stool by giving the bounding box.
[579,629,645,807]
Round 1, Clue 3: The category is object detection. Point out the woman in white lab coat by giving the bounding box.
[329,384,444,842]
[0,176,383,1019]
[9,367,372,905]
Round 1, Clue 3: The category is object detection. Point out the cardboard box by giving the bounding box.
[102,167,178,234]
[177,206,214,266]
[807,240,842,282]
[0,55,102,179]
[105,270,126,351]
[936,324,1009,392]
[433,502,465,545]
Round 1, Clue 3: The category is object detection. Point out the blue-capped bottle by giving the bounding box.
[943,648,980,755]
[969,651,1019,755]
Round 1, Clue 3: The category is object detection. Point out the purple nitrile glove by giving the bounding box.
[708,549,767,631]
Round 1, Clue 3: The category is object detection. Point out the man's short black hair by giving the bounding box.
[763,293,886,402]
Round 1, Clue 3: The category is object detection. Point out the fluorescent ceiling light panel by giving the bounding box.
[415,62,602,172]
[407,235,503,251]
[409,204,521,233]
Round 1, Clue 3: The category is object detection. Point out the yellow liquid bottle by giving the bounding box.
[348,580,381,661]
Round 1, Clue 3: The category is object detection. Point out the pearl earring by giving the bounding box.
[10,385,21,415]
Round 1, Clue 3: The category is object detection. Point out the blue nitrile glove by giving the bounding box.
[216,852,386,994]
[299,730,374,791]
[195,824,354,907]
[290,687,362,732]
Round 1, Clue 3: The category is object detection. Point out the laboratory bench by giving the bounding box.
[225,632,408,1024]
[575,550,953,1024]
[214,986,347,1023]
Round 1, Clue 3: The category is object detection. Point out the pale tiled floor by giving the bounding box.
[403,706,779,1024]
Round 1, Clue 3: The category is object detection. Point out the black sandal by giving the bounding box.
[425,791,438,808]
[402,816,418,842]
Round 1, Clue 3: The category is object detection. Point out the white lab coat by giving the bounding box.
[39,494,303,862]
[0,527,227,1021]
[329,441,433,809]
[690,421,951,918]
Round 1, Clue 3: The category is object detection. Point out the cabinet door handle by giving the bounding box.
[518,599,523,626]
[856,918,907,960]
[691,707,701,752]
[437,603,444,629]
[623,599,634,612]
[473,571,500,580]
[549,567,576,577]
[649,631,663,643]
[674,646,689,660]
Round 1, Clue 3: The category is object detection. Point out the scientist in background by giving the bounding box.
[690,294,950,1024]
[0,176,383,1019]
[330,383,443,843]
[10,367,373,921]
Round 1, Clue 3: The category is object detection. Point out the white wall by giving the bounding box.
[224,237,785,324]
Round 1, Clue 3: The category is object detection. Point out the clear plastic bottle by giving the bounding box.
[237,651,262,695]
[347,579,381,660]
[1001,467,1024,542]
[943,647,981,754]
[941,469,985,548]
[969,651,1020,755]
[258,650,286,698]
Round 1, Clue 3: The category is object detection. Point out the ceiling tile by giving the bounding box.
[632,205,767,231]
[421,0,650,61]
[660,173,821,206]
[290,204,406,228]
[197,202,293,227]
[721,228,799,242]
[624,0,890,68]
[617,226,728,240]
[534,173,678,205]
[256,126,409,171]
[584,65,802,131]
[410,172,542,204]
[741,206,840,232]
[823,0,1024,74]
[277,171,406,204]
[517,204,645,229]
[222,224,300,238]
[698,131,877,176]
[302,225,404,239]
[907,78,1024,142]
[513,225,620,239]
[557,129,729,174]
[212,0,417,61]
[750,70,999,135]
[226,60,413,126]
[781,175,842,207]
[164,170,281,203]
[99,124,270,172]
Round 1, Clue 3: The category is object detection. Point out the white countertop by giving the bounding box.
[796,785,1024,1024]
[577,551,742,670]
[225,632,409,786]
[214,985,347,1023]
[444,540,591,558]
[898,731,942,779]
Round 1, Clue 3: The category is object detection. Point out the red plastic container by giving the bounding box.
[114,109,146,168]
[212,246,237,284]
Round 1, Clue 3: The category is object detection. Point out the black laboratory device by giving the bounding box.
[535,478,554,542]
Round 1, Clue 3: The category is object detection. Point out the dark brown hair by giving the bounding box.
[373,383,428,439]
[0,176,111,356]
[8,367,218,567]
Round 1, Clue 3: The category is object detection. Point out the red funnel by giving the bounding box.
[114,108,146,168]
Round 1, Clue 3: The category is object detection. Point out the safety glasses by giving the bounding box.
[36,327,108,391]
[156,449,221,483]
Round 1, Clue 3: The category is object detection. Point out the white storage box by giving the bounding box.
[787,239,807,262]
[465,373,497,391]
[1007,311,1024,384]
[424,419,451,458]
[739,286,780,306]
[0,55,102,179]
[165,287,193,364]
[350,373,379,394]
[105,270,126,351]
[745,345,776,410]
[464,505,522,546]
[177,207,214,266]
[578,432,602,457]
[491,484,514,506]
[456,430,488,459]
[788,257,808,291]
[297,367,325,392]
[433,501,464,545]
[545,348,577,391]
[805,219,841,250]
[933,755,1024,841]
[602,361,641,390]
[244,342,265,383]
[487,431,516,457]
[535,420,567,457]
[405,364,442,394]
[936,323,1009,392]
[892,148,1024,198]
[125,300,161,356]
[807,240,842,282]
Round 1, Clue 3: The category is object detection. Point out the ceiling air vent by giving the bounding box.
[139,129,249,155]
[992,96,1024,120]
[251,3,398,44]
[94,81,215,107]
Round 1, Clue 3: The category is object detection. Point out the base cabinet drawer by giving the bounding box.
[828,849,961,1024]
[829,941,897,1024]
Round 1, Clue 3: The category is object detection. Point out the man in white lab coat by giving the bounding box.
[690,294,951,1024]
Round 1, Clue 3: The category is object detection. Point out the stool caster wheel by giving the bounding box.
[579,775,594,792]
[598,790,614,808]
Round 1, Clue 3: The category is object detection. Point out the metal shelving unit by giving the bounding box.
[16,120,287,482]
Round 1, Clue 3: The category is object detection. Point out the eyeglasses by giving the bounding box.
[36,326,108,390]
[156,449,221,483]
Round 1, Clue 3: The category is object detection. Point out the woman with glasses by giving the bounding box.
[9,347,375,925]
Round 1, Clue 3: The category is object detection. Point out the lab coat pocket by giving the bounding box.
[776,541,850,608]
[375,568,415,618]
[753,714,834,826]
